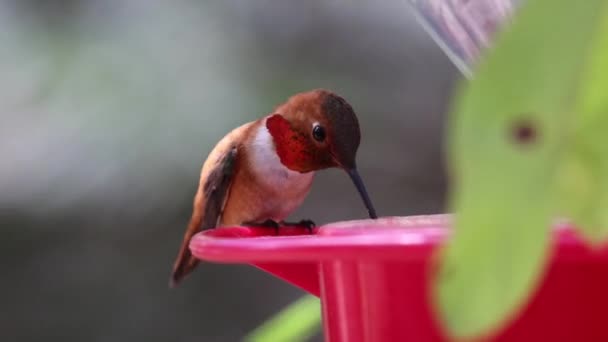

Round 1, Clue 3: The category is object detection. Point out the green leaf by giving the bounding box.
[557,10,608,241]
[245,295,321,342]
[437,0,608,338]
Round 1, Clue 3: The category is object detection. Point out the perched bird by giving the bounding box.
[170,89,377,287]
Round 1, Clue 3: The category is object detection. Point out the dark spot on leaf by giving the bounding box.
[511,118,538,145]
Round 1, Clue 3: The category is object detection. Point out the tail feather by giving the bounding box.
[170,212,202,287]
[170,145,238,287]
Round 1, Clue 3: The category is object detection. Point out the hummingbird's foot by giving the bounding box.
[243,219,280,235]
[281,219,316,234]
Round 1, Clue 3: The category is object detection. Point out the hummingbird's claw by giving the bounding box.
[243,219,280,235]
[281,219,316,234]
[298,219,316,233]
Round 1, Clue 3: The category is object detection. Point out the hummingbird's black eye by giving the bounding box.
[312,124,326,142]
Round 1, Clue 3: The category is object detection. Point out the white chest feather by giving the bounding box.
[248,118,314,219]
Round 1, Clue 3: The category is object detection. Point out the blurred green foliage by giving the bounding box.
[245,295,321,342]
[555,6,608,241]
[438,0,608,338]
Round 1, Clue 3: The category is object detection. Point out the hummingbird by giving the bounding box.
[170,89,377,287]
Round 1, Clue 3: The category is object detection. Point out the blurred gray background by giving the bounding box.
[0,1,458,341]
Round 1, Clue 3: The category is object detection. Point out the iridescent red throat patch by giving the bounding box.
[266,114,311,171]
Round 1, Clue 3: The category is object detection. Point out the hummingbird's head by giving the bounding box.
[266,89,377,219]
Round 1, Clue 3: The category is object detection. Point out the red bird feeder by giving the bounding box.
[189,215,608,341]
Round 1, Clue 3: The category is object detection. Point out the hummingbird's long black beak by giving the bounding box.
[347,168,378,219]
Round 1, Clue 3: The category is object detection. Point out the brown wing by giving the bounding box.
[170,146,238,287]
